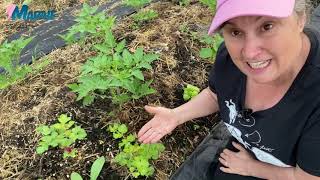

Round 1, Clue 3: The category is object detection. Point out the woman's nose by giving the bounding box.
[241,37,262,60]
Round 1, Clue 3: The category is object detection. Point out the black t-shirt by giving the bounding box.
[208,27,320,179]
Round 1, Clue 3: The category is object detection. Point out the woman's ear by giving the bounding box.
[297,12,307,32]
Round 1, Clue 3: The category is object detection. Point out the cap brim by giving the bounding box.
[208,0,295,35]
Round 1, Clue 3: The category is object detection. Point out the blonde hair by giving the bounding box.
[294,0,312,24]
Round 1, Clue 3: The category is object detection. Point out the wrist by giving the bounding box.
[171,108,185,125]
[247,159,259,177]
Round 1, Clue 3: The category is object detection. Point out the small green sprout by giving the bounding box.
[199,34,224,62]
[108,123,128,139]
[183,84,200,101]
[71,156,106,180]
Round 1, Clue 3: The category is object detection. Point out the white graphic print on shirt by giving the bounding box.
[224,99,291,168]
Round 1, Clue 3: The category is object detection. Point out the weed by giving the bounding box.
[71,156,106,180]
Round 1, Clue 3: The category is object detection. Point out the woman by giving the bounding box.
[138,0,320,179]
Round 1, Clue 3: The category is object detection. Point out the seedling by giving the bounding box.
[132,9,158,26]
[71,156,106,180]
[60,3,115,44]
[123,0,158,28]
[0,37,33,89]
[108,123,128,139]
[122,0,151,8]
[36,114,87,158]
[107,123,165,178]
[199,0,217,12]
[199,34,224,62]
[183,84,200,101]
[179,0,190,6]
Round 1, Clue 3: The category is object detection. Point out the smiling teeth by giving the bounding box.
[248,59,271,69]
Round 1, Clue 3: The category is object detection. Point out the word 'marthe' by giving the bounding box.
[11,5,56,21]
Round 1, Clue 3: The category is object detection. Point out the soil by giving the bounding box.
[3,1,319,179]
[0,1,219,179]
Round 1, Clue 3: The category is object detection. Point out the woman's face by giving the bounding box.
[221,14,307,85]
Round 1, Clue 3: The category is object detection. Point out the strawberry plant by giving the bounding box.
[199,34,223,61]
[36,114,87,158]
[0,37,33,89]
[71,156,106,180]
[107,123,165,178]
[183,84,200,101]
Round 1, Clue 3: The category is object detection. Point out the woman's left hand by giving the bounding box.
[218,141,257,176]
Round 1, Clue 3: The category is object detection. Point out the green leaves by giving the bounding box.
[70,43,159,106]
[199,34,224,62]
[108,123,128,139]
[199,0,217,12]
[123,0,151,8]
[60,3,116,45]
[183,84,200,101]
[71,156,106,180]
[90,156,106,180]
[108,123,165,178]
[132,10,158,25]
[0,37,34,89]
[36,114,87,158]
[71,172,83,180]
[200,48,214,59]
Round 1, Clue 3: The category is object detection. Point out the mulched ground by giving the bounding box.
[0,1,219,179]
[2,1,319,179]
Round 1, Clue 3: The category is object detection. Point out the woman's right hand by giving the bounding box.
[138,105,180,144]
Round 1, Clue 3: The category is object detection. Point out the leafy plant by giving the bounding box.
[107,123,165,178]
[71,156,106,180]
[36,114,87,158]
[68,38,159,106]
[108,123,128,139]
[0,37,33,89]
[60,3,115,44]
[199,34,223,61]
[132,9,158,25]
[122,0,151,8]
[183,84,200,101]
[199,0,217,11]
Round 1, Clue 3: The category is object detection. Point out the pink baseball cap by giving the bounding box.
[208,0,296,35]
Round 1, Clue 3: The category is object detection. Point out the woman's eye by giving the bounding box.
[263,23,273,31]
[231,30,241,36]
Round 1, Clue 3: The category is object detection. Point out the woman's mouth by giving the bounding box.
[247,59,271,69]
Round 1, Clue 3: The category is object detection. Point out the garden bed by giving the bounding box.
[0,1,219,179]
